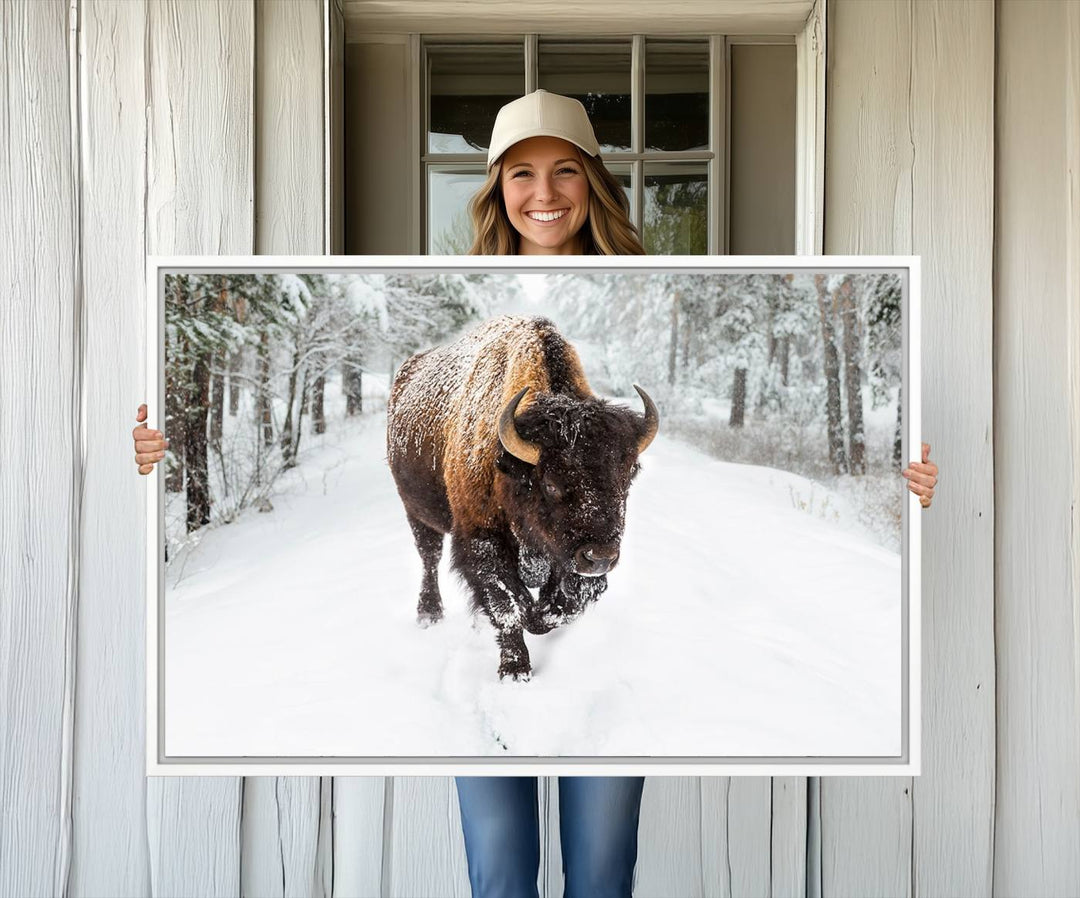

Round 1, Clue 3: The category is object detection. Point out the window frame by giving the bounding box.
[412,16,825,257]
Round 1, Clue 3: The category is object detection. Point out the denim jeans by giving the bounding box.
[454,776,646,898]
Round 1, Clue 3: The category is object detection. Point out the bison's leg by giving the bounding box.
[451,533,532,681]
[407,513,445,627]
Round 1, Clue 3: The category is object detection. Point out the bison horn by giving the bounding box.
[499,387,541,465]
[634,384,659,454]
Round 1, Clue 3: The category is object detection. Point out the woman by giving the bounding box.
[132,91,939,897]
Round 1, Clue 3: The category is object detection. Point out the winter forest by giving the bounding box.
[161,268,907,758]
[163,269,904,556]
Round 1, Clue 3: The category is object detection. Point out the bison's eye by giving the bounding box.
[543,479,564,501]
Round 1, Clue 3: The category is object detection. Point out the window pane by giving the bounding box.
[428,167,487,254]
[645,40,709,152]
[428,44,524,154]
[538,40,631,153]
[643,163,708,254]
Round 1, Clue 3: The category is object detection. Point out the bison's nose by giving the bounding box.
[574,543,620,577]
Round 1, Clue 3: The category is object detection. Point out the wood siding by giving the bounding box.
[994,0,1080,891]
[824,1,997,894]
[2,1,1078,896]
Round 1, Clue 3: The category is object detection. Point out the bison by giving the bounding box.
[386,316,658,680]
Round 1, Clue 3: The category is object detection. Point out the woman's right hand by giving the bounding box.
[133,403,169,475]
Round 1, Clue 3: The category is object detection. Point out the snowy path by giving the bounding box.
[165,410,902,758]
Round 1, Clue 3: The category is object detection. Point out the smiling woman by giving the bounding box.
[466,89,646,255]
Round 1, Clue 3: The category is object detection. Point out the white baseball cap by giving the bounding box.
[486,90,601,169]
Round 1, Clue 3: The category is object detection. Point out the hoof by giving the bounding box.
[498,666,531,683]
[417,608,443,628]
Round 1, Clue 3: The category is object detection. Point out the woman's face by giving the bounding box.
[499,136,590,255]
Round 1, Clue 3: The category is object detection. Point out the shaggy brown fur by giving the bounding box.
[388,316,592,532]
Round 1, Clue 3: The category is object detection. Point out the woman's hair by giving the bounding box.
[467,151,646,256]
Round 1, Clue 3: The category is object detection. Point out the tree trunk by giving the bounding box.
[894,383,903,467]
[209,350,225,448]
[779,335,790,387]
[313,374,326,433]
[184,352,212,532]
[680,303,692,376]
[839,278,866,475]
[344,355,363,416]
[729,367,747,427]
[256,329,273,449]
[816,275,847,474]
[280,342,302,468]
[293,364,310,461]
[228,351,241,415]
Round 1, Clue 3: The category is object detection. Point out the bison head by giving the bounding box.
[495,386,658,578]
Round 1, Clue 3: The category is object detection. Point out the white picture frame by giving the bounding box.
[146,254,920,777]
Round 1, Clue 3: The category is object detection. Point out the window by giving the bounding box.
[423,35,794,256]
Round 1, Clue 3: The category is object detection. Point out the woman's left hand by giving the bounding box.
[902,442,938,508]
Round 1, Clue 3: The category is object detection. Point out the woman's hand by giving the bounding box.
[133,403,169,475]
[902,442,938,508]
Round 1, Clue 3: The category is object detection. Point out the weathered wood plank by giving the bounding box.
[821,2,913,893]
[242,2,329,894]
[70,1,152,894]
[699,778,773,898]
[770,777,807,898]
[908,2,995,896]
[145,1,254,893]
[824,1,997,894]
[636,777,703,898]
[386,777,470,898]
[994,1,1080,891]
[242,778,326,898]
[333,778,386,897]
[0,1,77,895]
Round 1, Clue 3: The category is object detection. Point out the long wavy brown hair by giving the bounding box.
[467,150,646,256]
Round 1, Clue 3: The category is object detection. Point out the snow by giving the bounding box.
[164,392,902,759]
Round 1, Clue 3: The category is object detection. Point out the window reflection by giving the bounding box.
[645,40,709,152]
[428,168,487,254]
[538,40,632,153]
[644,163,708,254]
[428,44,524,153]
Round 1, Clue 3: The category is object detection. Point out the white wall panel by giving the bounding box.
[71,0,152,893]
[994,1,1080,891]
[636,778,703,897]
[386,777,470,898]
[770,777,807,898]
[908,2,996,895]
[824,1,995,894]
[0,1,78,894]
[333,778,387,897]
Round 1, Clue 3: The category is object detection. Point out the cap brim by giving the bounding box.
[487,131,600,168]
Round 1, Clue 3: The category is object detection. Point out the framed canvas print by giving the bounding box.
[145,255,920,776]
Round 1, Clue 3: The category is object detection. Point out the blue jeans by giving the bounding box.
[454,776,646,898]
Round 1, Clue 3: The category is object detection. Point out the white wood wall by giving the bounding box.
[823,1,996,894]
[1,1,1078,896]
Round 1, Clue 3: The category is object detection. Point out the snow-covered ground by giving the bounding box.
[164,394,902,760]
